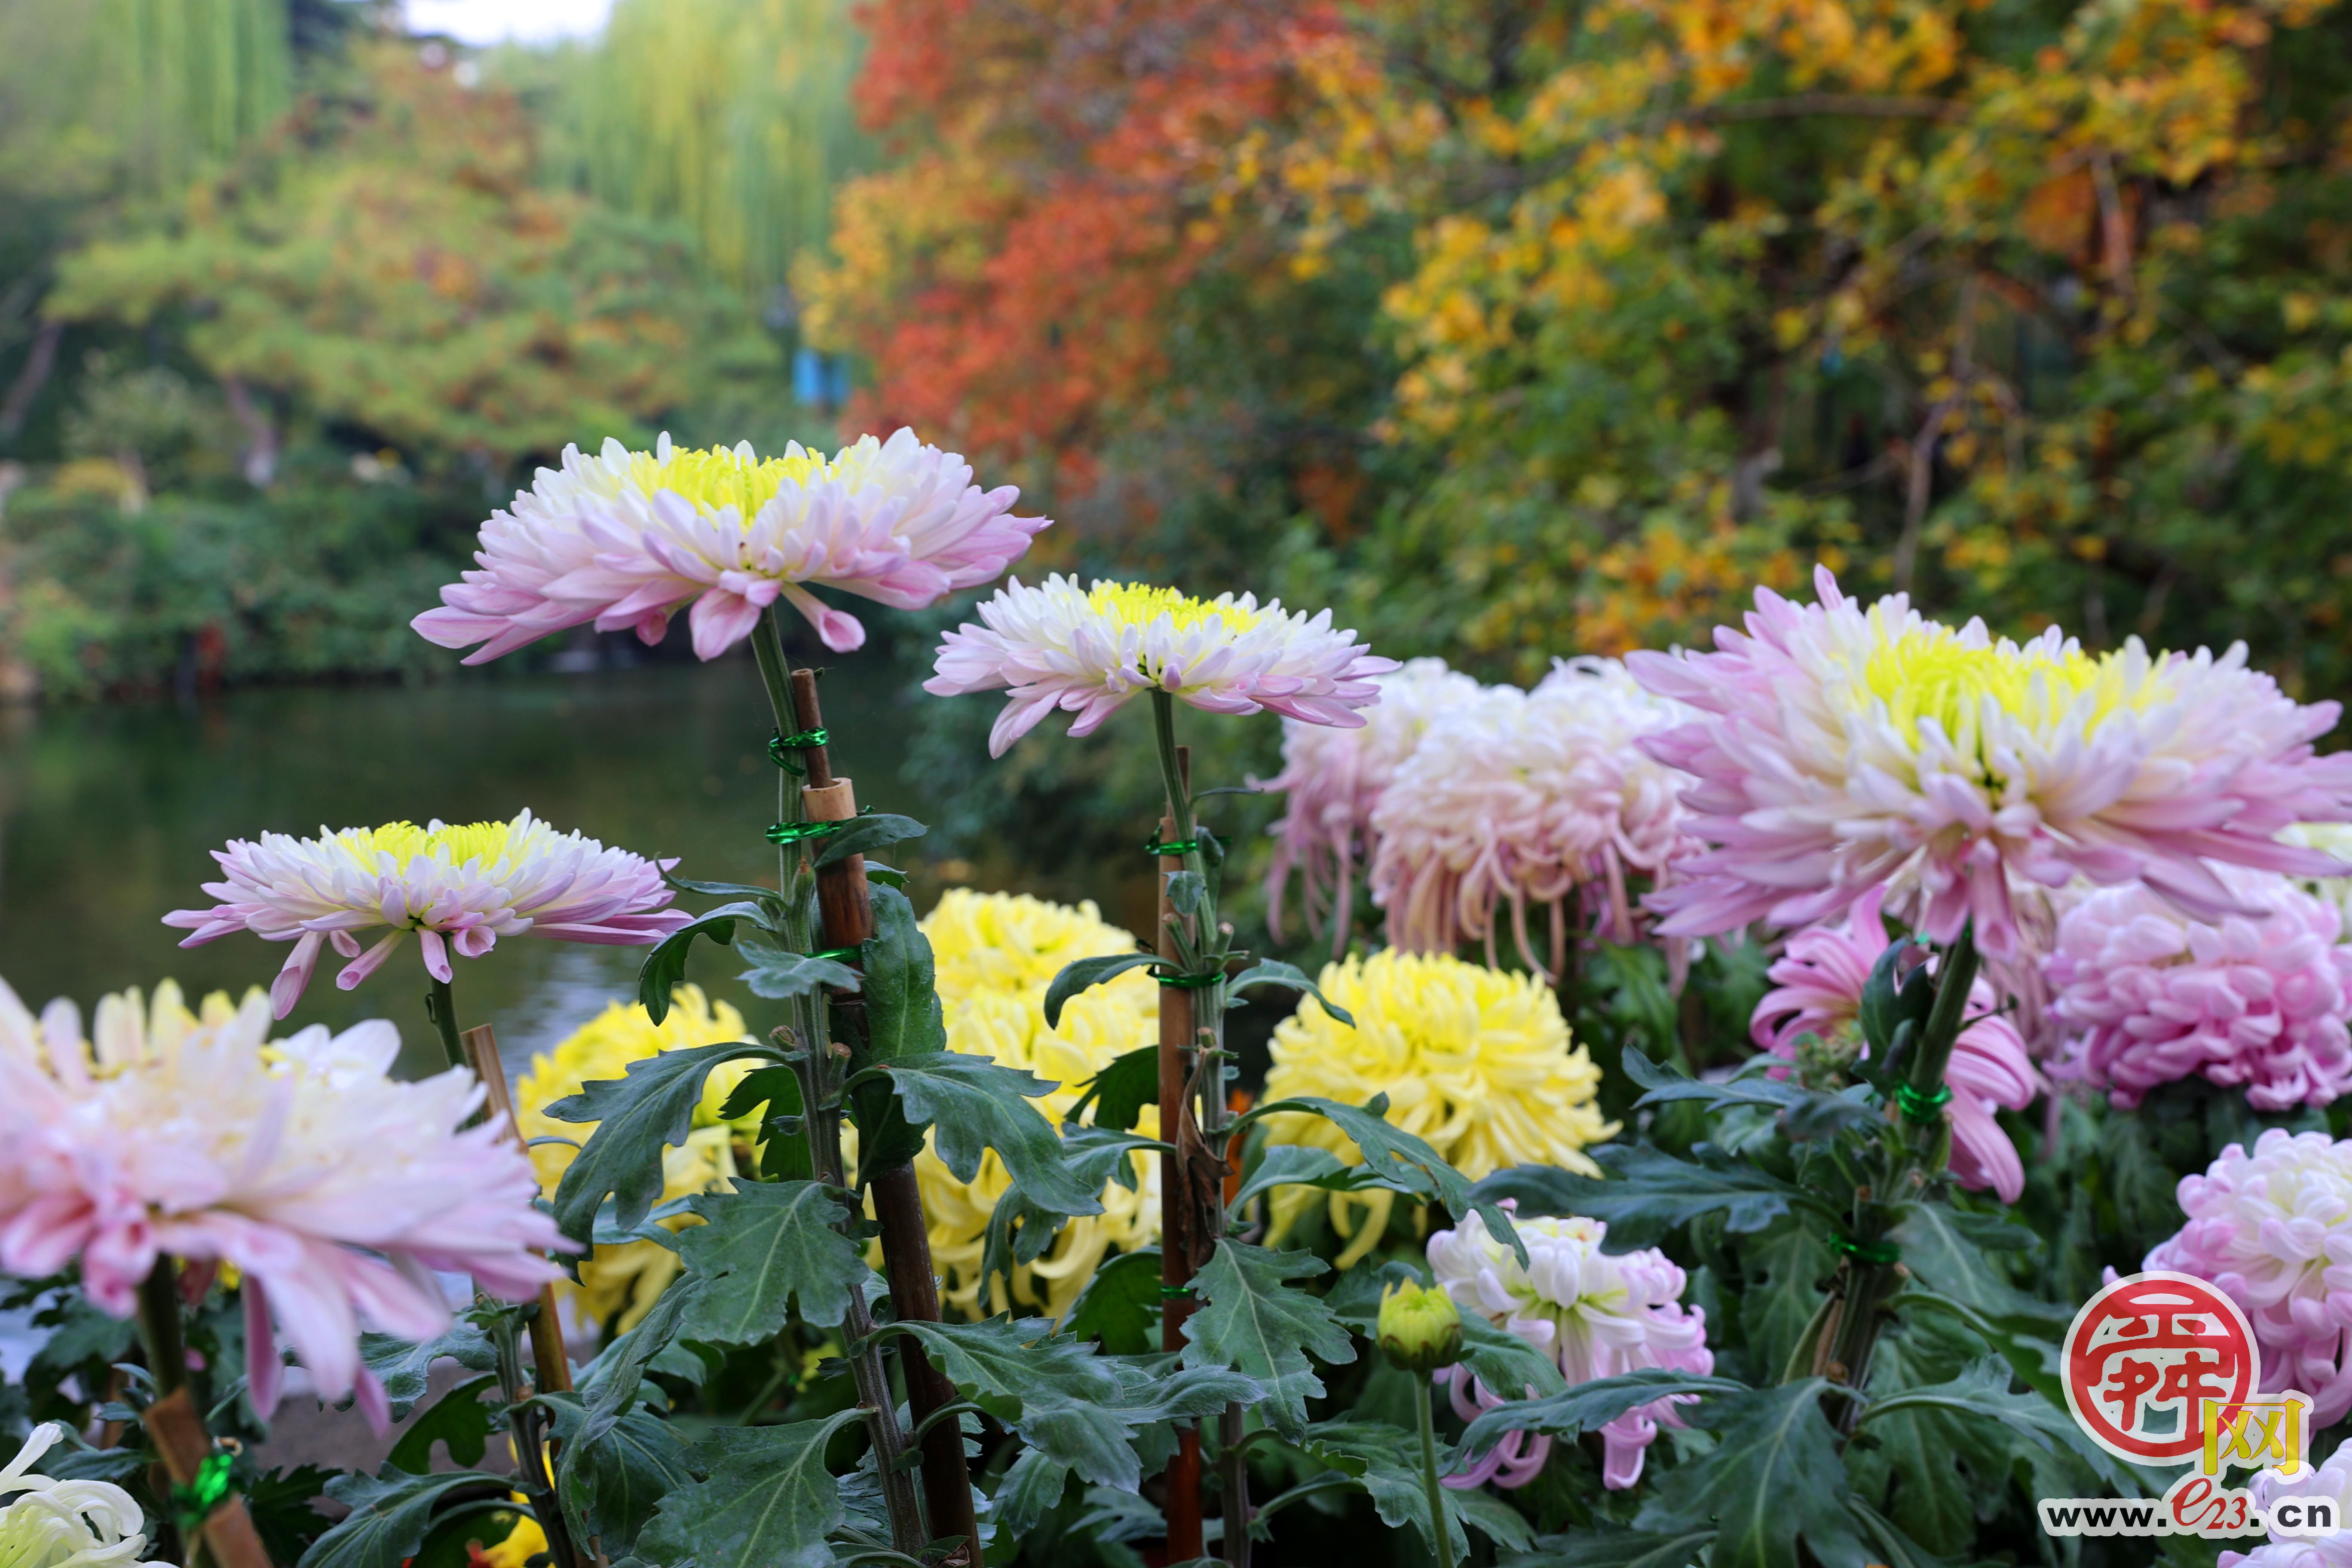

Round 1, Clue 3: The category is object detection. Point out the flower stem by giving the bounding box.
[1415,1374,1456,1568]
[135,1256,188,1397]
[426,973,467,1072]
[746,608,927,1558]
[1822,919,1980,1420]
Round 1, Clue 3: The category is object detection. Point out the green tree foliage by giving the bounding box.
[530,0,870,298]
[48,41,740,466]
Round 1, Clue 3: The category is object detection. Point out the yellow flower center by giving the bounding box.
[1856,625,2159,750]
[1086,581,1261,635]
[340,818,529,869]
[623,444,827,517]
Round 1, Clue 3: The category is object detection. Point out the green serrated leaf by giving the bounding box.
[861,1051,1102,1214]
[1857,940,1934,1070]
[887,1319,1254,1491]
[1231,1142,1392,1215]
[671,1181,870,1341]
[358,1325,499,1422]
[1180,1240,1354,1440]
[1043,952,1164,1030]
[815,812,928,866]
[1500,1526,1721,1568]
[735,935,863,1001]
[1475,1143,1813,1249]
[1064,1248,1162,1356]
[712,1064,814,1182]
[303,1469,512,1568]
[539,1389,705,1557]
[1620,1048,1881,1141]
[1240,1095,1527,1264]
[992,1446,1075,1539]
[1890,1204,2070,1330]
[857,884,946,1062]
[1858,1354,2143,1498]
[638,902,770,1023]
[1302,1421,1535,1559]
[980,1126,1153,1302]
[1634,1380,1868,1568]
[1065,1044,1160,1133]
[1223,960,1356,1028]
[1460,1369,1744,1456]
[637,1409,867,1568]
[580,1281,695,1439]
[245,1464,343,1567]
[547,1041,781,1245]
[1741,1220,1835,1381]
[387,1374,501,1474]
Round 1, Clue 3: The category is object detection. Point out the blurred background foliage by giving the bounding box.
[4,0,2352,860]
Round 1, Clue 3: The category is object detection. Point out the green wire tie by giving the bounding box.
[810,946,861,964]
[1144,837,1203,857]
[1159,1284,1197,1300]
[1155,971,1223,989]
[1831,1234,1903,1266]
[1893,1083,1954,1125]
[768,727,830,775]
[172,1452,236,1538]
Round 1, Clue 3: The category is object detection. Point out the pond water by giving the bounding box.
[0,653,1026,1084]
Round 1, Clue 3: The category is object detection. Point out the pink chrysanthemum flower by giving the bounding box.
[1427,1209,1710,1491]
[1628,566,2352,960]
[1258,658,1483,953]
[1751,886,2040,1200]
[924,577,1396,756]
[1365,658,1697,978]
[412,429,1047,660]
[0,979,566,1426]
[2144,1129,2352,1426]
[2222,1450,2352,1568]
[2046,864,2352,1111]
[164,810,691,1019]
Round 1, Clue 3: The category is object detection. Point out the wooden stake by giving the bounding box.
[789,670,980,1567]
[146,1387,274,1568]
[459,1023,573,1396]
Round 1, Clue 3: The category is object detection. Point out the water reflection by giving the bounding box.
[0,655,953,1079]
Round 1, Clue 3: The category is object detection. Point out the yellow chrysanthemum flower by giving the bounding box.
[515,987,760,1334]
[1262,949,1616,1268]
[897,890,1163,1320]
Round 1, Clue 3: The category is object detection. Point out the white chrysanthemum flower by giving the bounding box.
[413,429,1048,660]
[164,810,691,1017]
[1366,658,1696,975]
[924,576,1397,756]
[0,1424,153,1568]
[0,980,564,1424]
[1428,1210,1711,1490]
[1257,658,1484,952]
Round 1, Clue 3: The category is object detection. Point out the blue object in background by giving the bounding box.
[794,348,854,410]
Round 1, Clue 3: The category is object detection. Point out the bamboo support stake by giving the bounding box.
[136,1261,273,1568]
[789,671,980,1567]
[459,1024,573,1396]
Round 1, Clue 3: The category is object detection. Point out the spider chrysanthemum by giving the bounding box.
[925,575,1397,756]
[1629,566,2352,959]
[1260,949,1614,1268]
[0,978,564,1424]
[164,809,691,1017]
[413,429,1047,660]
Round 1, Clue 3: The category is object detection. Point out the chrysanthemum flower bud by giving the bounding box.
[1378,1280,1464,1374]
